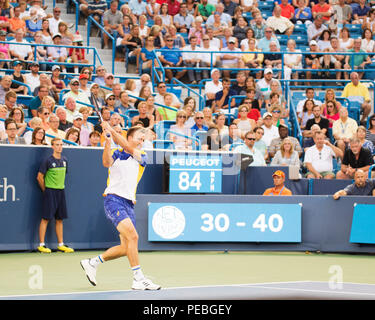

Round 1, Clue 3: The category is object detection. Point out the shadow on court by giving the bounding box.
[2,282,375,300]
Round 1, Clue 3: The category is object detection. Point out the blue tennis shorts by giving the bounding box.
[103,194,136,228]
[42,188,68,220]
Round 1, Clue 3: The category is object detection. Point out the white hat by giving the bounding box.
[210,68,220,76]
[309,40,318,46]
[264,68,273,74]
[73,113,83,120]
[262,112,273,119]
[105,92,115,100]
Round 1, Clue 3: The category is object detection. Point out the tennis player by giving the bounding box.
[80,122,161,290]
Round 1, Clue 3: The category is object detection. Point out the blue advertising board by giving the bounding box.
[350,204,375,244]
[169,155,222,193]
[148,203,302,242]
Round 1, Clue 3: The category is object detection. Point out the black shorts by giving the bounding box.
[42,188,68,220]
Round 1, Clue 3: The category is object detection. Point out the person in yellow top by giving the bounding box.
[332,106,358,154]
[263,170,293,196]
[341,72,371,125]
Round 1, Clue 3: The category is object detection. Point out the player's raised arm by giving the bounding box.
[102,122,145,163]
[102,129,114,168]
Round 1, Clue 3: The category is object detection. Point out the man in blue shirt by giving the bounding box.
[352,0,370,23]
[213,77,237,113]
[190,111,208,136]
[158,35,186,82]
[28,85,50,117]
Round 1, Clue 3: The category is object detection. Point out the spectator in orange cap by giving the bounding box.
[263,170,292,196]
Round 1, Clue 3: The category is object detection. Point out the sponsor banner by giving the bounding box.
[350,204,375,244]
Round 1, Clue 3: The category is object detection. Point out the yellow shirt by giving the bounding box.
[341,82,370,104]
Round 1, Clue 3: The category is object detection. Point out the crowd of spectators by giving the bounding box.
[0,0,374,182]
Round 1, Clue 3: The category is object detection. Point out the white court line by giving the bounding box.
[240,284,375,298]
[1,280,375,299]
[0,281,321,299]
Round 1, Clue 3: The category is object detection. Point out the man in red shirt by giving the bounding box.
[167,0,180,16]
[312,0,333,21]
[279,0,295,20]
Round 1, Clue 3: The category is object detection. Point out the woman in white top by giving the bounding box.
[317,29,332,51]
[284,39,302,80]
[233,105,256,138]
[271,137,300,166]
[160,3,173,28]
[241,0,258,12]
[215,113,229,137]
[298,99,315,129]
[40,18,53,44]
[240,27,257,51]
[361,28,375,53]
[183,97,196,127]
[169,110,192,150]
[138,14,150,40]
[339,27,354,51]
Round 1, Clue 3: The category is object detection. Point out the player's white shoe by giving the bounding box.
[132,278,161,290]
[80,259,97,286]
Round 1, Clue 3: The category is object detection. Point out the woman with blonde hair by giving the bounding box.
[269,104,286,127]
[357,125,374,155]
[57,21,74,46]
[320,88,342,113]
[215,112,229,137]
[41,95,55,113]
[131,101,155,130]
[169,109,192,149]
[79,106,94,134]
[202,107,215,128]
[271,137,300,166]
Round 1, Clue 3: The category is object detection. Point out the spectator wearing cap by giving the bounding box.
[255,68,281,106]
[9,29,34,61]
[47,33,68,71]
[307,15,327,42]
[269,123,303,158]
[104,92,116,111]
[78,74,90,96]
[204,69,222,108]
[10,61,28,95]
[305,40,321,84]
[69,33,89,73]
[29,85,50,117]
[304,130,343,179]
[63,78,91,106]
[99,73,115,99]
[263,170,292,196]
[218,37,244,78]
[51,65,65,98]
[261,112,279,147]
[25,62,41,93]
[71,112,89,146]
[234,130,266,166]
[266,6,294,36]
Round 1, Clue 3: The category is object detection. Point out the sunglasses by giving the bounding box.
[178,115,187,118]
[107,97,115,100]
[246,137,255,141]
[43,112,50,115]
[195,117,204,119]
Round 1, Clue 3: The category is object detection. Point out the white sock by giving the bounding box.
[39,242,45,247]
[132,265,145,281]
[90,255,104,268]
[58,242,64,247]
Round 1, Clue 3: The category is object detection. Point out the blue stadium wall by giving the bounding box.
[0,145,374,253]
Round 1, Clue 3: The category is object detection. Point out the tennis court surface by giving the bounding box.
[1,251,375,300]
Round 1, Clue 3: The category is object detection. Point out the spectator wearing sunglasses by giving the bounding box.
[234,131,266,166]
[63,78,91,106]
